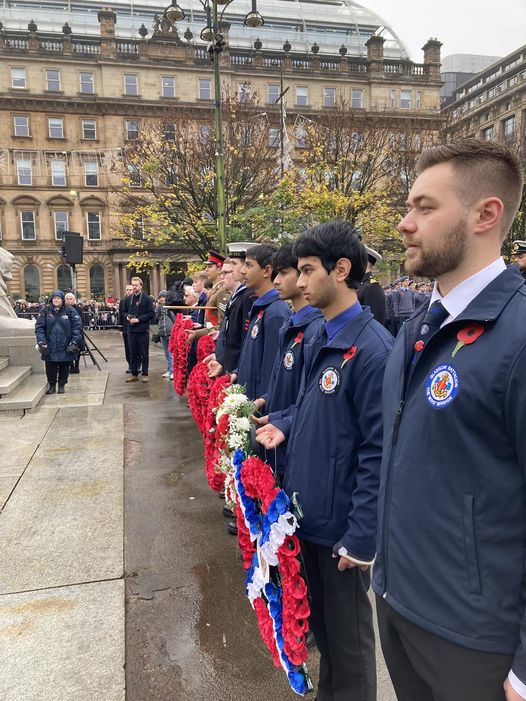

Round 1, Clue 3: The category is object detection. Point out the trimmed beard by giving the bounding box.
[405,219,468,279]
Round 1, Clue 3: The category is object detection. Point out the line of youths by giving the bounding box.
[204,138,526,701]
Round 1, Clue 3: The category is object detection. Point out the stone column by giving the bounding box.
[121,264,129,293]
[422,38,442,79]
[365,35,385,76]
[113,262,121,298]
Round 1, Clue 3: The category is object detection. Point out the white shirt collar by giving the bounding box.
[429,257,506,324]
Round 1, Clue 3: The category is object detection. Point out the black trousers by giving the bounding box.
[376,596,512,701]
[301,540,376,701]
[128,331,149,376]
[45,361,70,387]
[122,331,130,366]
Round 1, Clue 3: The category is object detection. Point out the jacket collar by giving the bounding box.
[455,266,525,322]
[252,288,279,309]
[322,308,373,351]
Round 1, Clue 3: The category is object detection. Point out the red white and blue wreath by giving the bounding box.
[233,448,313,696]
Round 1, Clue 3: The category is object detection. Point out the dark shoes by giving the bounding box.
[58,385,65,394]
[125,369,132,374]
[227,521,238,535]
[218,490,225,499]
[222,506,234,519]
[46,385,56,394]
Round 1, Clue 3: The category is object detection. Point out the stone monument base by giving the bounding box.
[0,336,43,374]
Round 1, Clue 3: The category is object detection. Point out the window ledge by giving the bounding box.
[9,87,29,93]
[77,92,96,97]
[46,137,66,141]
[44,90,64,95]
[80,138,99,143]
[122,93,141,98]
[13,134,32,139]
[161,95,179,100]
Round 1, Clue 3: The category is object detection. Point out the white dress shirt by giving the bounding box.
[428,257,507,326]
[430,256,525,699]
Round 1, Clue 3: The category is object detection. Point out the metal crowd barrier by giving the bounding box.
[16,310,121,330]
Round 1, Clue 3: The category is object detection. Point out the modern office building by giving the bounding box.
[0,0,443,299]
[440,53,501,107]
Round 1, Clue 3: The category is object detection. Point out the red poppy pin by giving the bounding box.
[451,322,484,358]
[341,345,357,368]
[291,331,304,348]
[414,340,425,352]
[257,310,264,320]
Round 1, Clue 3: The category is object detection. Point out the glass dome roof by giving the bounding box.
[0,0,410,58]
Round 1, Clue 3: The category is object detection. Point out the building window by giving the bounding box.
[164,122,176,142]
[54,211,69,240]
[79,72,94,94]
[324,87,336,108]
[268,84,280,104]
[46,69,61,92]
[400,90,412,109]
[415,91,422,110]
[57,264,73,291]
[11,67,27,89]
[199,124,212,144]
[24,265,40,301]
[20,211,36,240]
[390,89,397,109]
[162,76,176,98]
[81,119,97,140]
[352,89,363,109]
[51,160,66,186]
[90,264,105,297]
[14,115,30,137]
[199,79,212,100]
[125,120,139,140]
[482,125,494,140]
[503,115,516,142]
[127,164,142,187]
[268,127,280,148]
[48,117,64,139]
[124,74,139,96]
[238,83,251,103]
[84,161,99,187]
[87,212,102,240]
[16,158,32,185]
[296,86,308,107]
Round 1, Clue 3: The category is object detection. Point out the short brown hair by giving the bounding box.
[416,139,524,239]
[131,276,143,286]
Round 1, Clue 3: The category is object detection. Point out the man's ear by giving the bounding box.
[263,264,274,279]
[334,257,352,283]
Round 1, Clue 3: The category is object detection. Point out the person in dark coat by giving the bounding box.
[118,283,133,373]
[65,292,85,374]
[513,239,526,282]
[154,291,175,379]
[121,276,155,383]
[256,221,393,701]
[358,246,386,325]
[374,140,526,701]
[35,289,83,394]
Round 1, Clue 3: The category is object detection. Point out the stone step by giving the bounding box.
[0,374,47,411]
[0,357,9,372]
[0,366,31,397]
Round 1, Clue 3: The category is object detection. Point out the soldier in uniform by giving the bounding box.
[358,246,386,324]
[512,239,526,281]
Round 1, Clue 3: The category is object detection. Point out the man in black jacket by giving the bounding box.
[118,283,133,373]
[358,246,386,325]
[122,277,155,383]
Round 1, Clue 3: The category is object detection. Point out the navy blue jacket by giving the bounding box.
[373,267,526,680]
[274,306,393,560]
[392,287,415,316]
[215,286,257,373]
[236,289,291,400]
[121,292,155,333]
[35,296,83,363]
[261,306,324,476]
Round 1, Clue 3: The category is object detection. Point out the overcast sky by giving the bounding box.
[369,0,526,62]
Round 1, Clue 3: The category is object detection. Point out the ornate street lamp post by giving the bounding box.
[164,0,264,254]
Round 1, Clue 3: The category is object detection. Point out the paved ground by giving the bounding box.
[0,331,396,700]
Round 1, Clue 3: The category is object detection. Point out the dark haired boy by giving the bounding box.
[253,243,324,479]
[256,221,393,701]
[233,245,291,400]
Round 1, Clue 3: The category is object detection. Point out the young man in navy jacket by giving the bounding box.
[256,222,393,701]
[373,140,526,701]
[253,243,324,480]
[233,244,291,400]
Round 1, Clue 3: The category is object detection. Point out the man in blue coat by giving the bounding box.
[373,139,526,701]
[256,221,393,701]
[233,244,291,400]
[35,289,83,394]
[253,243,324,480]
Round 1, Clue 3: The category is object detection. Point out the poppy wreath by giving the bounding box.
[172,314,194,395]
[233,449,312,696]
[203,375,231,491]
[187,336,217,436]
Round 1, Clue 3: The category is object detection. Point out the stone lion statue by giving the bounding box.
[0,246,35,336]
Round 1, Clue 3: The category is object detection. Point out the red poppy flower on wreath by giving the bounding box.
[341,345,358,368]
[203,375,230,492]
[172,316,194,395]
[291,331,304,348]
[451,322,485,358]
